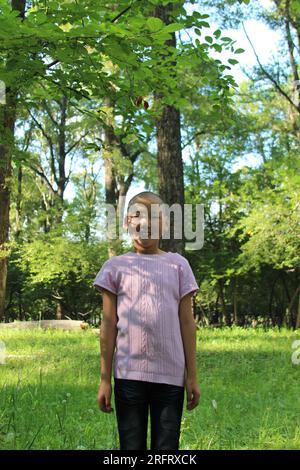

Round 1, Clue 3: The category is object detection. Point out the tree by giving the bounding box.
[0,0,225,319]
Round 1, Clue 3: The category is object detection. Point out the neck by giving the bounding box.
[132,241,161,255]
[133,248,160,255]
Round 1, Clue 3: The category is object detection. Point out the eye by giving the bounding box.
[128,210,140,219]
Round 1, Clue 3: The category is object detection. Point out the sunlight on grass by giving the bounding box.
[0,327,299,449]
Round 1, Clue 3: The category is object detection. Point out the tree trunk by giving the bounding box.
[0,0,26,321]
[153,4,185,255]
[218,279,231,326]
[103,97,118,257]
[55,95,68,226]
[15,164,22,239]
[0,83,17,323]
[296,292,300,329]
[233,276,239,326]
[56,302,62,320]
[287,283,300,329]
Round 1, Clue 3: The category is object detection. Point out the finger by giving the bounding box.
[187,393,200,410]
[100,403,107,412]
[186,389,193,404]
[101,404,112,413]
[187,393,194,410]
[187,401,196,411]
[98,397,107,412]
[187,389,194,401]
[191,395,200,409]
[105,397,113,412]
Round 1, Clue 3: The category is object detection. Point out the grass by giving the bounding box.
[0,326,299,450]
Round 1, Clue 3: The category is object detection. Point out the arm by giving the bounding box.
[99,287,118,382]
[97,287,117,413]
[179,293,201,410]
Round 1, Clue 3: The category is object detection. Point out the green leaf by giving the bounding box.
[198,21,210,28]
[163,22,183,33]
[146,17,164,32]
[122,133,138,144]
[205,36,213,44]
[213,44,222,52]
[235,48,245,54]
[228,58,239,65]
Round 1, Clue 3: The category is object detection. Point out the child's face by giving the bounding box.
[126,199,164,247]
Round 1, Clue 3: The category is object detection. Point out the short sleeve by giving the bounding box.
[93,259,118,295]
[178,256,199,300]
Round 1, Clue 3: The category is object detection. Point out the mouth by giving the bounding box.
[137,231,152,236]
[136,234,151,241]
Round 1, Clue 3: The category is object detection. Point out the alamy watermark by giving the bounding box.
[291,340,300,365]
[0,81,6,105]
[101,198,204,250]
[0,340,6,365]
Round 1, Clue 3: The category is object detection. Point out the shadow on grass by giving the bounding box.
[1,345,299,450]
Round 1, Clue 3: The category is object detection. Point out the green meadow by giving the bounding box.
[0,327,299,450]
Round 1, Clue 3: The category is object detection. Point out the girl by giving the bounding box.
[93,191,201,450]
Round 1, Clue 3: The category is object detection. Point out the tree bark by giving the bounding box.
[0,0,26,320]
[153,4,185,254]
[296,292,300,329]
[233,276,239,326]
[218,278,231,326]
[15,164,22,239]
[103,97,119,258]
[288,283,300,329]
[55,95,68,225]
[56,302,62,320]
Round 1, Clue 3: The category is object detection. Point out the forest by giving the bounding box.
[0,0,299,329]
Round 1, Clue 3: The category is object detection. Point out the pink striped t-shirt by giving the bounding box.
[93,251,199,387]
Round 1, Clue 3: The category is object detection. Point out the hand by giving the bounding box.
[97,380,114,413]
[185,377,201,411]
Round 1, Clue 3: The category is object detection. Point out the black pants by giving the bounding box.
[113,377,185,451]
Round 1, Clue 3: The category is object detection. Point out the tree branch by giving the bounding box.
[242,22,300,114]
[65,131,89,155]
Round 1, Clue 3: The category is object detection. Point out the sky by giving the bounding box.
[64,0,281,206]
[122,0,280,207]
[206,3,279,85]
